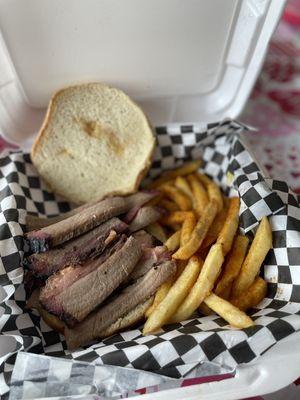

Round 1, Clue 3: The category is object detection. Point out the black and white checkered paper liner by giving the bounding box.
[0,120,300,397]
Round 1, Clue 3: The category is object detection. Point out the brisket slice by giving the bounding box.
[128,206,163,232]
[25,218,127,277]
[128,245,171,281]
[39,235,127,315]
[24,271,46,297]
[55,236,143,326]
[26,191,156,252]
[99,297,154,338]
[64,260,176,349]
[25,196,108,231]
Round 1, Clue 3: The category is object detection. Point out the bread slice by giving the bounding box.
[31,83,155,204]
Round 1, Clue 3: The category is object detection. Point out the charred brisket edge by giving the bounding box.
[25,192,156,253]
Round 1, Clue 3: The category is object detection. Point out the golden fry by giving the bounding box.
[196,172,223,212]
[180,213,197,246]
[150,160,202,188]
[172,200,218,260]
[146,223,168,243]
[145,280,173,318]
[165,229,181,252]
[231,277,267,311]
[201,205,228,249]
[216,197,240,256]
[170,243,224,323]
[204,293,254,328]
[187,174,208,216]
[232,217,272,298]
[143,256,203,334]
[160,211,195,226]
[160,199,180,212]
[159,184,192,211]
[215,235,249,296]
[175,176,193,199]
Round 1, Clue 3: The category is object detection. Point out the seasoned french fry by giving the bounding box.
[145,280,173,318]
[170,243,224,323]
[204,293,254,328]
[146,223,168,243]
[172,200,218,260]
[159,184,192,211]
[231,217,272,298]
[160,211,195,226]
[196,172,223,212]
[216,197,240,255]
[149,160,202,188]
[165,229,181,252]
[143,256,203,334]
[201,205,228,249]
[215,235,249,296]
[198,303,213,316]
[187,174,208,216]
[180,213,196,246]
[175,176,193,199]
[231,277,267,311]
[145,260,187,318]
[160,199,180,212]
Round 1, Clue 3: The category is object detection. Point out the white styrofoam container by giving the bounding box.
[1,1,298,399]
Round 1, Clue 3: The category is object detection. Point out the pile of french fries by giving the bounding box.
[143,160,273,335]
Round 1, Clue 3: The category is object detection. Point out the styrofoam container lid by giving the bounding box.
[0,0,285,147]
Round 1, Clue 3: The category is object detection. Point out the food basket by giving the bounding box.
[1,1,300,399]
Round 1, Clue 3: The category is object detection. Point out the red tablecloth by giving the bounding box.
[0,3,299,399]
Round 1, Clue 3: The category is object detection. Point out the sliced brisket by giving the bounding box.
[128,206,163,232]
[39,235,127,315]
[26,217,127,277]
[64,260,176,349]
[26,191,156,252]
[128,245,171,281]
[53,236,143,326]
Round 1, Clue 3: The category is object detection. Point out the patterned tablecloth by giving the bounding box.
[0,3,299,400]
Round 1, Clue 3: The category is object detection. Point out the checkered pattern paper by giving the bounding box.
[0,120,300,398]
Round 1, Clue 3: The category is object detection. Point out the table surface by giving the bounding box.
[0,2,299,400]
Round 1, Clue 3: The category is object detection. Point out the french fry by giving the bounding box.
[216,197,240,256]
[165,229,181,252]
[159,184,192,211]
[204,293,254,328]
[145,280,173,318]
[175,176,193,199]
[231,277,267,311]
[149,160,202,188]
[172,200,218,260]
[187,174,208,216]
[201,205,228,249]
[180,213,197,246]
[170,243,224,323]
[160,211,195,226]
[215,235,249,297]
[145,260,187,318]
[160,199,180,212]
[143,256,203,334]
[196,172,223,212]
[231,217,272,298]
[146,223,168,243]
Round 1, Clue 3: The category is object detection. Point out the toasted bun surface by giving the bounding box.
[31,83,155,204]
